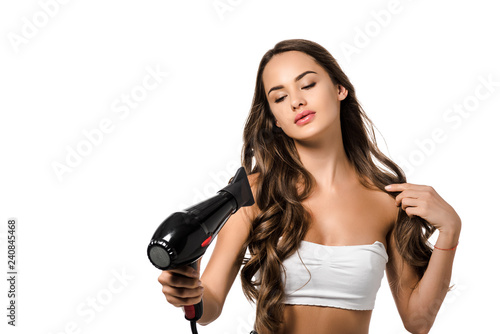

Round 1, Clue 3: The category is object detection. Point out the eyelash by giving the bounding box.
[274,83,316,103]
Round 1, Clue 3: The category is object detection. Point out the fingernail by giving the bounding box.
[385,185,392,190]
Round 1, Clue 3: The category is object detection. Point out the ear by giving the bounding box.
[337,84,348,101]
[275,119,280,128]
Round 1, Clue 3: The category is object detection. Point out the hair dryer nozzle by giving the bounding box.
[218,167,255,211]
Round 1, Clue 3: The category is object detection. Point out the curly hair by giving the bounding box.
[233,38,438,334]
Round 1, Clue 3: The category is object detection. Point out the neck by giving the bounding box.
[293,122,358,194]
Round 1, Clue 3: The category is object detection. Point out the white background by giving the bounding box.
[1,0,499,333]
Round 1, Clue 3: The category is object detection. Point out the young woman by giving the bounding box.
[158,39,461,334]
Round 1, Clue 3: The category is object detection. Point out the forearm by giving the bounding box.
[405,227,461,333]
[197,285,223,326]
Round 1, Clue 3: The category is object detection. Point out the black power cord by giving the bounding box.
[190,320,198,334]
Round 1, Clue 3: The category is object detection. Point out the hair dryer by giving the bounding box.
[147,166,255,333]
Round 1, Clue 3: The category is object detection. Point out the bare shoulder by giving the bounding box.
[378,187,399,229]
[361,177,399,233]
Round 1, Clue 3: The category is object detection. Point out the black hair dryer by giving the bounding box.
[147,167,254,332]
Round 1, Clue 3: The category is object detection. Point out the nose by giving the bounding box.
[291,94,306,110]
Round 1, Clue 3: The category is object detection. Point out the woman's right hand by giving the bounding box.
[158,262,204,308]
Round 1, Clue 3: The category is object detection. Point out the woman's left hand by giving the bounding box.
[385,183,461,234]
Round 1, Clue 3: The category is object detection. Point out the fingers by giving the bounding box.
[399,197,420,210]
[158,270,200,289]
[165,294,204,308]
[162,285,204,307]
[395,189,421,206]
[386,183,434,192]
[164,264,200,280]
[158,265,204,308]
[404,206,423,218]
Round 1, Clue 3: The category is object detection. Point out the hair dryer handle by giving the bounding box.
[183,261,203,322]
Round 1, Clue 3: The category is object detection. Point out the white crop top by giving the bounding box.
[280,240,388,310]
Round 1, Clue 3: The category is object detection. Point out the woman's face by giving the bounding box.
[262,51,347,142]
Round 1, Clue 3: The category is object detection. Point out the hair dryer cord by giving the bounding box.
[190,320,198,334]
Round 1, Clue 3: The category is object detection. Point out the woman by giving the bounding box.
[158,39,461,334]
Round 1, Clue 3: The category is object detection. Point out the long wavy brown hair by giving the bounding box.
[233,39,442,333]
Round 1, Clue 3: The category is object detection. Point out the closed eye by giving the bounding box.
[274,82,316,103]
[304,82,316,89]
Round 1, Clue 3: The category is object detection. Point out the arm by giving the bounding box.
[386,224,461,333]
[197,173,259,326]
[385,183,462,333]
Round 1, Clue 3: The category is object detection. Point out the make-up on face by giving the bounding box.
[262,50,347,143]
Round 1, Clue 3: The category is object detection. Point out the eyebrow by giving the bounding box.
[267,70,317,96]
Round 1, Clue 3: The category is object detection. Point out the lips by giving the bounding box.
[294,110,316,123]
